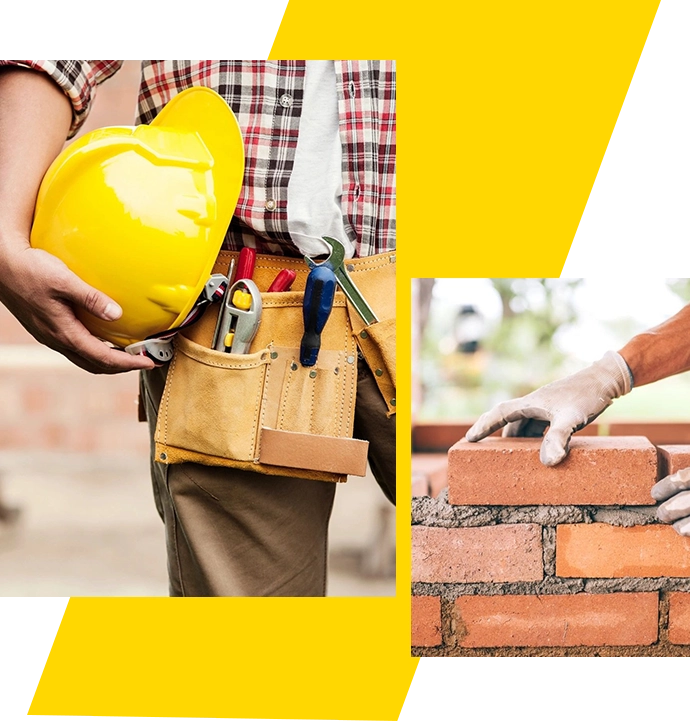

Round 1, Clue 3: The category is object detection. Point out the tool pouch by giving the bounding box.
[153,250,395,483]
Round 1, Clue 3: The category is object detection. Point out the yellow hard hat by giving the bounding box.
[30,87,245,348]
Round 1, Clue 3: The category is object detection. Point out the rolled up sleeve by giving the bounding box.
[0,60,123,136]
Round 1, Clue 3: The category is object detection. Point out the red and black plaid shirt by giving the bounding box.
[1,60,396,258]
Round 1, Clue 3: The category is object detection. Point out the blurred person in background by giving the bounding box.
[467,302,690,537]
[0,60,396,596]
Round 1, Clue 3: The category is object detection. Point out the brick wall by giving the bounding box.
[411,436,690,656]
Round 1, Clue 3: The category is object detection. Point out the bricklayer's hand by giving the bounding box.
[652,469,690,536]
[465,351,633,466]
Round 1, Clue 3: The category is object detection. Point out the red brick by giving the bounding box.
[657,445,690,478]
[412,596,442,647]
[668,592,690,644]
[610,422,690,446]
[456,593,658,647]
[412,525,543,583]
[448,437,657,506]
[557,524,690,577]
[411,454,448,497]
[412,423,493,452]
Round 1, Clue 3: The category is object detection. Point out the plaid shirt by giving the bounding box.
[1,60,396,258]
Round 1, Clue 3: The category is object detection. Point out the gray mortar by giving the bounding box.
[413,498,665,529]
[412,491,497,528]
[500,505,590,525]
[412,578,586,599]
[584,577,690,593]
[593,506,658,526]
[413,576,690,598]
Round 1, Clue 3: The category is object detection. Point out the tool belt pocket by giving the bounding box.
[159,337,269,463]
[154,288,366,483]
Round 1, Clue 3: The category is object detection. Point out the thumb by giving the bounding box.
[63,275,122,322]
[540,417,574,466]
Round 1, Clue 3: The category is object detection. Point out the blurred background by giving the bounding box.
[0,61,394,597]
[412,278,690,495]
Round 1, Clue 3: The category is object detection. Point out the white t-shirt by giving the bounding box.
[287,60,355,260]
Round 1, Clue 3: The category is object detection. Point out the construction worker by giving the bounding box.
[467,303,690,536]
[0,61,396,596]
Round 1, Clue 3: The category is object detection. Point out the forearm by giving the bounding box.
[0,67,71,244]
[619,304,690,387]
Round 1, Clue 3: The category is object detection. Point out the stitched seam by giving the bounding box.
[177,349,269,370]
[256,352,272,460]
[279,361,294,430]
[261,298,346,309]
[348,336,356,433]
[248,365,266,460]
[338,351,345,437]
[162,351,177,446]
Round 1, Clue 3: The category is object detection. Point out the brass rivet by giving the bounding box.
[347,356,355,364]
[309,370,317,378]
[390,398,396,406]
[291,362,298,371]
[360,330,368,339]
[375,368,383,377]
[270,351,278,359]
[160,452,168,461]
[347,264,355,272]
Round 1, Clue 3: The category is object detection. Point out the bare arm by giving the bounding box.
[0,67,153,373]
[619,304,690,387]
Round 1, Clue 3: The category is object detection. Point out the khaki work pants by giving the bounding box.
[140,359,396,597]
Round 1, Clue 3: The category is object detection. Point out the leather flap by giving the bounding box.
[259,427,369,477]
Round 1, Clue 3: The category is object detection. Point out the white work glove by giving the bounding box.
[466,351,633,466]
[652,471,690,536]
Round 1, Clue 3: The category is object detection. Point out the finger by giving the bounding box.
[55,272,122,322]
[657,490,690,524]
[466,399,547,442]
[651,468,690,502]
[673,517,690,537]
[54,322,155,374]
[502,419,549,438]
[540,416,574,466]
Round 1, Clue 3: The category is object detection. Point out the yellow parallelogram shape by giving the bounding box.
[31,0,658,719]
[30,598,417,719]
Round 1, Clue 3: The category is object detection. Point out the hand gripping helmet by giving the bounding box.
[30,87,245,353]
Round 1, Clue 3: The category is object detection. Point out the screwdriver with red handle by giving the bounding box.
[300,264,336,367]
[235,247,256,281]
[267,269,297,292]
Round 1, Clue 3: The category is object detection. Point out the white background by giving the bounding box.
[2,0,689,720]
[563,0,690,276]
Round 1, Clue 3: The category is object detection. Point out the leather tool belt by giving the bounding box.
[153,249,396,483]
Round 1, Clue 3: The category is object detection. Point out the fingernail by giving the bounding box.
[103,303,122,321]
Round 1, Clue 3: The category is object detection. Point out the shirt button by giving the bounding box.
[279,93,293,108]
[265,199,277,211]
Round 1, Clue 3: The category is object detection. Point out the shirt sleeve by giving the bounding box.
[0,60,123,137]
